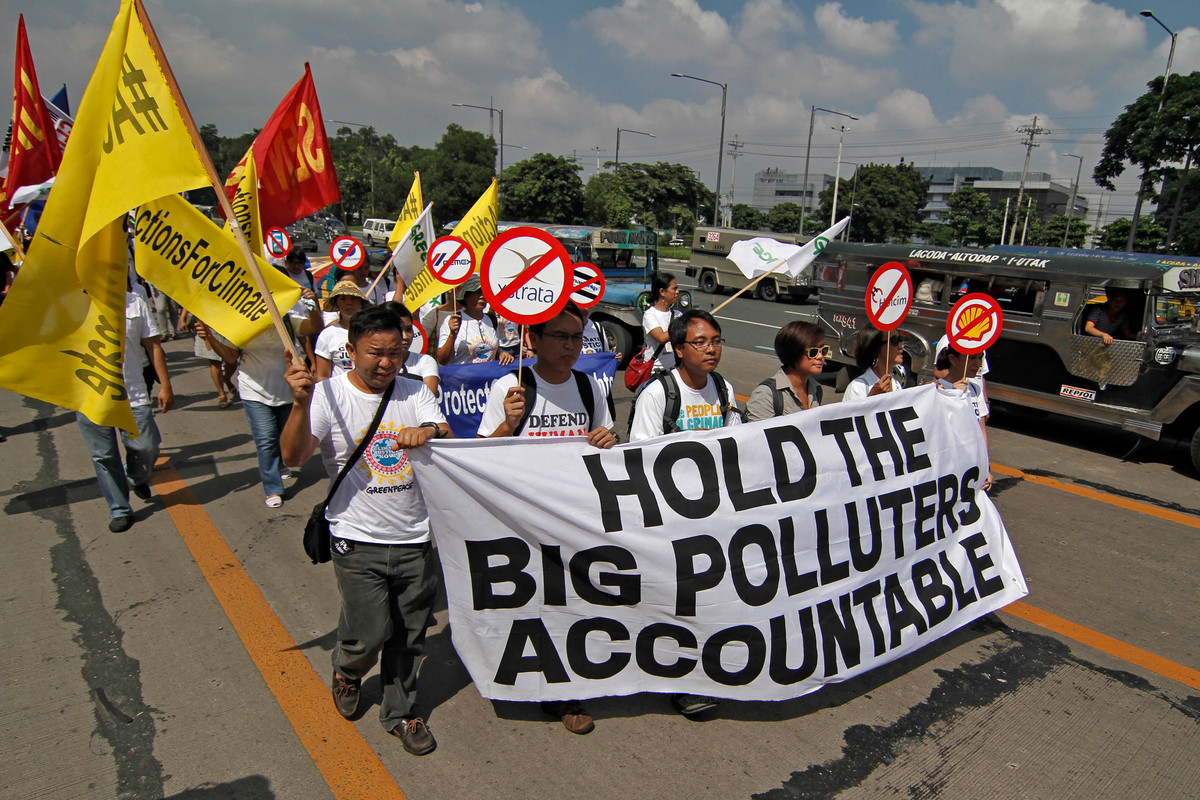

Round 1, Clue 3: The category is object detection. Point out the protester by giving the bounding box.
[181,310,238,408]
[279,303,451,756]
[336,260,389,306]
[641,271,680,375]
[747,321,826,421]
[1084,287,1136,346]
[387,302,440,395]
[315,280,369,380]
[843,331,905,401]
[579,305,610,356]
[476,301,616,734]
[76,289,174,532]
[628,308,738,718]
[932,332,989,382]
[935,345,994,492]
[200,290,323,507]
[436,275,513,366]
[281,246,317,293]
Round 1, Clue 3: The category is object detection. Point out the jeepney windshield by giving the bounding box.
[1152,292,1198,330]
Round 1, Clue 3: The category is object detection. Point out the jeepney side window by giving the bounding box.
[961,276,1046,315]
[912,270,947,305]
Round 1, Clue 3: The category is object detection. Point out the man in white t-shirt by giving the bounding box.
[75,291,175,532]
[477,301,616,734]
[281,304,451,757]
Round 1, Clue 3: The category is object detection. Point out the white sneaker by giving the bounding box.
[265,495,282,508]
[281,469,297,481]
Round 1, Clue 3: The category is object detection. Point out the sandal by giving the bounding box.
[217,395,229,409]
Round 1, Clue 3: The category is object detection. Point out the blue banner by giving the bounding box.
[437,352,618,439]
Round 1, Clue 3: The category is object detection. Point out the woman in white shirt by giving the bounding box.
[641,271,680,374]
[843,330,906,401]
[315,280,368,380]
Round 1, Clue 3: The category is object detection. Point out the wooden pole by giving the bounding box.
[710,262,787,314]
[0,223,26,263]
[134,0,299,362]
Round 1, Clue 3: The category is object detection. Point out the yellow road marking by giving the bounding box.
[152,459,407,800]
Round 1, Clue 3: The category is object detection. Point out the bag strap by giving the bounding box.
[323,380,395,506]
[511,367,596,436]
[658,371,681,435]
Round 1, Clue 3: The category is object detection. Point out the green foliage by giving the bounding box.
[499,153,584,223]
[417,124,496,227]
[584,162,712,231]
[1097,217,1167,252]
[945,185,992,246]
[1033,214,1090,248]
[918,223,956,246]
[731,204,765,230]
[765,202,803,234]
[1154,167,1200,255]
[819,162,931,242]
[1094,71,1200,193]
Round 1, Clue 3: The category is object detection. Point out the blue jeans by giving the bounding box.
[75,405,160,520]
[242,399,292,497]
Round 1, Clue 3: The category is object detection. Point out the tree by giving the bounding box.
[945,185,992,246]
[918,222,955,246]
[418,124,496,228]
[1154,167,1200,255]
[766,202,803,234]
[1034,215,1090,248]
[730,204,764,230]
[582,162,711,230]
[1094,71,1200,246]
[1097,217,1167,252]
[819,162,930,242]
[499,153,584,223]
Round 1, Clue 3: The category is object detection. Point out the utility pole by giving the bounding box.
[591,146,605,177]
[1008,115,1050,245]
[725,135,744,211]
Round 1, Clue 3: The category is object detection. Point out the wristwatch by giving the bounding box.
[419,421,447,439]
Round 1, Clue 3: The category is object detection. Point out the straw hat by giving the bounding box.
[323,279,369,311]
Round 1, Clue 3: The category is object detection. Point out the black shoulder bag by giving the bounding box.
[303,381,395,564]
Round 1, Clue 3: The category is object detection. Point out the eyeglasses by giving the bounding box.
[889,335,903,345]
[805,345,832,359]
[684,338,724,350]
[542,332,584,344]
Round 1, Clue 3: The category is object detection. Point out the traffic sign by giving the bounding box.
[480,227,572,325]
[569,262,605,308]
[410,319,429,356]
[265,227,291,258]
[329,236,366,271]
[947,293,1004,354]
[426,235,475,286]
[865,261,913,331]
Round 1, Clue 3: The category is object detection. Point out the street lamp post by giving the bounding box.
[1128,9,1177,251]
[801,106,857,235]
[452,101,505,177]
[1062,153,1084,247]
[671,73,727,226]
[615,127,655,168]
[830,124,850,228]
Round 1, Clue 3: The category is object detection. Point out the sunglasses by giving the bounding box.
[806,345,832,359]
[888,335,903,345]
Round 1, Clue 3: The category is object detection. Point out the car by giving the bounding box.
[668,237,685,247]
[362,218,395,247]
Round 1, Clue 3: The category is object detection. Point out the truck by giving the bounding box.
[811,242,1200,473]
[686,226,815,302]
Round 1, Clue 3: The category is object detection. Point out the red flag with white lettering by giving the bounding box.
[3,16,63,213]
[223,63,339,232]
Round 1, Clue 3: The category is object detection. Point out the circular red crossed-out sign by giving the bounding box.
[329,236,366,270]
[426,235,475,286]
[409,318,429,356]
[864,261,913,332]
[947,292,1003,354]
[569,262,605,308]
[265,227,291,258]
[480,227,572,325]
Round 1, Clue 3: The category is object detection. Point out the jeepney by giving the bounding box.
[686,226,815,302]
[812,242,1200,473]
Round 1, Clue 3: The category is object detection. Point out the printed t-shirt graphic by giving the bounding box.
[478,370,613,438]
[438,314,498,364]
[315,325,352,374]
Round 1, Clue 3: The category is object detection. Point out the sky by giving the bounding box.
[2,0,1198,227]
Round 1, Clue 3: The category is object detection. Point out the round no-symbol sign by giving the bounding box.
[480,227,572,325]
[864,261,913,332]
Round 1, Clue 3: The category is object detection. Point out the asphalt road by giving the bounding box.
[2,324,1198,800]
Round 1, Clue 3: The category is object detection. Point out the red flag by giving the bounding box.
[223,63,339,231]
[3,16,62,212]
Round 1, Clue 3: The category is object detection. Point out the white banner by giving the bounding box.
[390,201,434,287]
[727,217,849,280]
[411,384,1026,702]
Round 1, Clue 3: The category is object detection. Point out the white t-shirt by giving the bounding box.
[478,369,613,438]
[315,324,352,375]
[438,313,498,364]
[843,367,903,402]
[237,302,311,406]
[641,306,678,372]
[124,292,161,408]
[308,372,446,544]
[935,334,990,376]
[495,316,520,350]
[629,369,742,441]
[937,376,989,420]
[401,351,439,383]
[581,318,607,354]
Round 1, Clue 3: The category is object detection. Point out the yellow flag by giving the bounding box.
[134,194,301,347]
[227,146,263,252]
[0,0,209,432]
[387,172,423,251]
[405,179,497,311]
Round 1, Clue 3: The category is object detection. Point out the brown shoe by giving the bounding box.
[331,671,360,719]
[542,700,595,735]
[389,717,437,755]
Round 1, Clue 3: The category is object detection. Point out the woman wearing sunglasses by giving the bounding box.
[843,330,906,401]
[747,321,827,421]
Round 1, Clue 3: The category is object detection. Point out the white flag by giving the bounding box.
[390,201,435,286]
[727,217,849,280]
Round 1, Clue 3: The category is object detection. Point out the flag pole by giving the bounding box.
[0,223,26,263]
[133,0,299,361]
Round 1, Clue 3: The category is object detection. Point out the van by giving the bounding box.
[362,218,396,247]
[812,242,1200,473]
[686,226,815,302]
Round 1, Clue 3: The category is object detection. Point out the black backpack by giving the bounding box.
[510,366,596,436]
[653,369,736,435]
[754,376,822,416]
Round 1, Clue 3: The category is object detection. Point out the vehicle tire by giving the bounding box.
[792,290,812,303]
[755,280,779,302]
[600,320,634,369]
[676,290,693,310]
[635,291,652,312]
[365,235,375,247]
[1191,425,1200,477]
[698,270,718,293]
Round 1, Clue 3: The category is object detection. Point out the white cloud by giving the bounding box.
[586,0,732,63]
[1046,84,1096,112]
[814,2,899,56]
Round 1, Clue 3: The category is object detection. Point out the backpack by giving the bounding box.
[510,366,596,436]
[653,369,736,435]
[756,377,787,418]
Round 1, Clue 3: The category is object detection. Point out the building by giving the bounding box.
[752,168,835,215]
[917,166,1087,224]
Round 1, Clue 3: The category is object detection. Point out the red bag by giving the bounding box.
[624,342,665,391]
